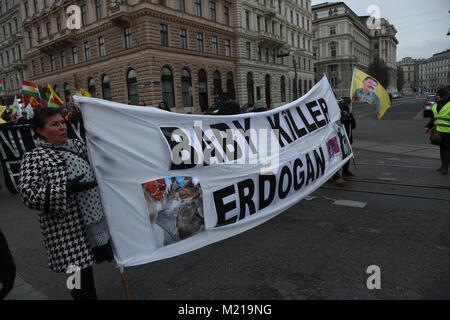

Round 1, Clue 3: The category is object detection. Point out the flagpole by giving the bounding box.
[349,67,356,113]
[119,266,132,300]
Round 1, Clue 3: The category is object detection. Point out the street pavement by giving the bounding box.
[1,95,449,300]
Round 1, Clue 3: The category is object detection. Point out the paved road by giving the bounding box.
[1,96,449,300]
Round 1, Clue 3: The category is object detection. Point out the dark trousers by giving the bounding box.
[70,266,98,300]
[439,133,450,170]
[0,229,16,300]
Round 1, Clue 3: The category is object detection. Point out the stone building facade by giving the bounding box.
[418,49,450,94]
[398,57,422,95]
[235,0,315,108]
[312,2,371,98]
[0,0,27,104]
[21,0,236,113]
[312,2,398,98]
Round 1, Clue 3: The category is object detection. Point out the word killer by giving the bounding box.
[213,146,326,227]
[266,98,331,148]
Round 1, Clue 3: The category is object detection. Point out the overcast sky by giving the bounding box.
[311,0,450,60]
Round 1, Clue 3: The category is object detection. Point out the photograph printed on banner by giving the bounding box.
[142,176,205,247]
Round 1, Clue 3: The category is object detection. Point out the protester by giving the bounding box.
[17,111,31,124]
[425,86,450,175]
[158,101,171,112]
[18,107,113,300]
[0,228,16,300]
[339,103,357,177]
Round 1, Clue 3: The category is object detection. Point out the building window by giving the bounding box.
[95,0,102,20]
[178,0,185,11]
[72,46,78,64]
[180,28,187,49]
[226,72,235,100]
[102,75,112,100]
[330,26,336,35]
[50,54,55,70]
[330,42,337,57]
[88,78,96,97]
[245,10,250,30]
[98,37,105,56]
[24,2,29,18]
[160,24,169,46]
[60,50,66,67]
[195,0,202,17]
[246,42,251,59]
[81,5,87,26]
[56,17,62,32]
[225,39,231,57]
[258,46,261,61]
[161,66,175,108]
[37,27,41,40]
[224,7,229,26]
[210,1,216,22]
[281,76,286,102]
[84,42,91,60]
[40,57,45,73]
[212,36,218,55]
[196,32,204,52]
[127,69,139,105]
[124,27,132,49]
[213,71,222,101]
[181,68,192,108]
[198,69,208,111]
[17,44,22,59]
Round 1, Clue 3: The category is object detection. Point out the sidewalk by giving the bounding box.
[3,276,49,300]
[353,140,439,160]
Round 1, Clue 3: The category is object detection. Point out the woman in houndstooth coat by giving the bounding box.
[19,107,112,300]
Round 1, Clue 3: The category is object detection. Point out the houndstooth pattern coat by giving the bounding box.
[19,138,94,273]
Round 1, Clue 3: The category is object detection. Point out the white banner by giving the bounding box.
[74,76,352,267]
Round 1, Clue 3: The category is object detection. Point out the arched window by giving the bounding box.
[247,72,254,105]
[102,75,111,100]
[226,72,235,100]
[265,74,271,107]
[181,68,192,108]
[88,78,96,97]
[64,82,71,104]
[280,76,286,102]
[127,69,139,105]
[161,66,175,108]
[198,69,208,112]
[213,70,222,102]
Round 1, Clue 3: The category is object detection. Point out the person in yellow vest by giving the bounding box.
[425,86,450,175]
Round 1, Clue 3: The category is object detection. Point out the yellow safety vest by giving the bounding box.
[432,102,450,133]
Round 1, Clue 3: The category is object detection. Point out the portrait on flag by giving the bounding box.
[351,68,391,120]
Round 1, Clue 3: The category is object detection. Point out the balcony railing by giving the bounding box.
[257,32,287,48]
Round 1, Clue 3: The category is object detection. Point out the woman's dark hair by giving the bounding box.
[436,86,449,102]
[31,107,64,138]
[159,101,171,112]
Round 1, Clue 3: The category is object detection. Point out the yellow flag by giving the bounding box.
[80,88,92,97]
[47,84,64,106]
[351,68,391,120]
[0,105,6,123]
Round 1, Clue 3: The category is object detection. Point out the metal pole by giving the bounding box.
[120,267,132,300]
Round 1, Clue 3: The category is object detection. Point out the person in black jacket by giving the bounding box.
[340,103,356,176]
[0,228,16,300]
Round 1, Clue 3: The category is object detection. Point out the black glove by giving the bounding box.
[67,174,98,195]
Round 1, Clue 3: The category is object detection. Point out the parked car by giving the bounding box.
[392,92,402,99]
[204,100,241,115]
[241,101,268,113]
[423,94,435,118]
